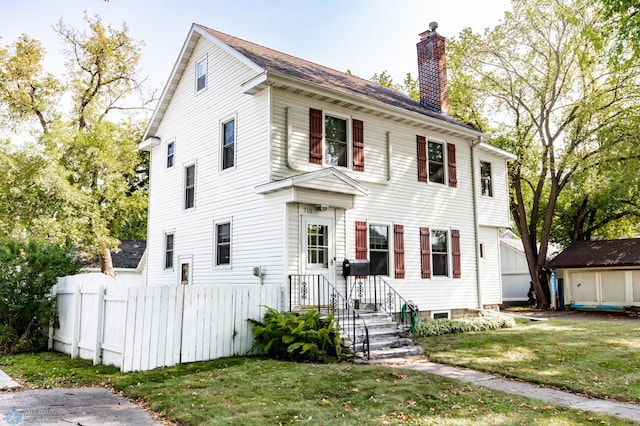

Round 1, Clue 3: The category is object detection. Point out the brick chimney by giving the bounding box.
[416,22,448,114]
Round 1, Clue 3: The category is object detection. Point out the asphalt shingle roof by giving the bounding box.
[545,239,640,269]
[84,240,146,270]
[197,24,477,132]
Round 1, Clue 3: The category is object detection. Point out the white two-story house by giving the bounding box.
[140,22,515,321]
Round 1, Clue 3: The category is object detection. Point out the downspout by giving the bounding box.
[471,137,483,309]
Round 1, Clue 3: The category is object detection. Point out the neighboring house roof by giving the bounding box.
[143,23,488,144]
[83,240,147,270]
[545,239,640,269]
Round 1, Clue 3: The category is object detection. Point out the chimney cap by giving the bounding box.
[419,21,440,39]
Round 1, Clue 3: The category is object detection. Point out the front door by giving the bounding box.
[302,216,335,282]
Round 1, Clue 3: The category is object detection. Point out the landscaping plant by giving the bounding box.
[0,238,80,354]
[248,306,342,362]
[412,316,515,337]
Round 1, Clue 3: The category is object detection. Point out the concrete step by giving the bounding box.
[358,344,424,360]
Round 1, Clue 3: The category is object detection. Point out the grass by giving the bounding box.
[1,352,634,425]
[415,318,640,403]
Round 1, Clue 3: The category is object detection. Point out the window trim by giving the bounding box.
[164,232,175,270]
[166,141,175,169]
[184,163,196,210]
[428,140,446,185]
[195,55,207,93]
[431,310,451,320]
[430,228,450,278]
[480,160,493,197]
[323,111,351,169]
[214,218,232,268]
[220,114,237,171]
[369,223,391,277]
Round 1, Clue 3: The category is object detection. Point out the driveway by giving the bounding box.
[0,387,164,425]
[504,308,640,322]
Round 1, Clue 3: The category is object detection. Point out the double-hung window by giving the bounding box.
[216,222,231,266]
[480,161,493,197]
[167,142,175,168]
[431,229,449,276]
[196,57,207,92]
[428,141,445,184]
[222,118,235,170]
[325,115,348,167]
[164,233,174,270]
[184,165,195,209]
[369,225,389,276]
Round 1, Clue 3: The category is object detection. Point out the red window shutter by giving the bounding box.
[353,119,364,171]
[309,108,323,164]
[452,229,462,278]
[447,143,457,188]
[394,224,405,279]
[420,227,431,279]
[417,136,427,182]
[355,221,368,260]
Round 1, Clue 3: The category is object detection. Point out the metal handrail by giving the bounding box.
[345,275,420,332]
[289,274,369,360]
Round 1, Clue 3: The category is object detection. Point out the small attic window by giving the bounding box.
[196,57,207,92]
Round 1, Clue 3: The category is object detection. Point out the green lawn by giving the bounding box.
[0,351,635,425]
[415,318,640,403]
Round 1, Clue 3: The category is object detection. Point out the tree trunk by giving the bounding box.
[100,248,116,278]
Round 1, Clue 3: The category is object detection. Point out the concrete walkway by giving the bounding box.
[0,370,162,425]
[371,357,640,423]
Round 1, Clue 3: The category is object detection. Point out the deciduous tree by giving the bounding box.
[0,16,152,276]
[448,0,640,307]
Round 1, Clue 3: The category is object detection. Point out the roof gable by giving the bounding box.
[256,167,368,197]
[545,239,640,269]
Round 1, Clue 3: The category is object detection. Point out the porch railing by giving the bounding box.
[345,275,420,332]
[289,274,369,360]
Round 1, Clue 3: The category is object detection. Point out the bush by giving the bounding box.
[412,316,516,338]
[248,307,342,362]
[0,238,81,354]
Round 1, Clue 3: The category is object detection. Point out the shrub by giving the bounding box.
[248,307,342,362]
[412,316,516,338]
[0,238,81,354]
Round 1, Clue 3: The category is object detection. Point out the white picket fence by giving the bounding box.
[49,273,283,372]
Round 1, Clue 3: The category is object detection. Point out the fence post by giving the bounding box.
[93,285,105,366]
[71,284,82,359]
[48,282,58,350]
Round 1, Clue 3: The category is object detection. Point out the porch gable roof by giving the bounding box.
[255,167,368,197]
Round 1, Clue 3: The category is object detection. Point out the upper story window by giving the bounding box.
[431,229,449,276]
[417,137,457,187]
[325,115,348,167]
[309,108,365,171]
[428,141,445,184]
[480,161,493,197]
[216,222,231,265]
[164,233,174,270]
[167,142,175,168]
[196,57,207,93]
[369,224,389,276]
[184,164,195,209]
[222,118,235,170]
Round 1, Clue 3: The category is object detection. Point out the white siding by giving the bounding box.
[476,152,511,227]
[479,226,502,305]
[145,36,286,289]
[270,90,488,312]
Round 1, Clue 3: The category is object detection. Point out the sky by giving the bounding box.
[0,0,512,99]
